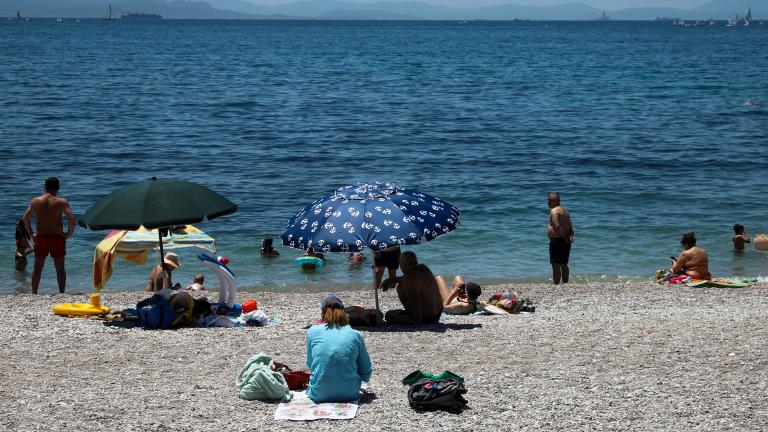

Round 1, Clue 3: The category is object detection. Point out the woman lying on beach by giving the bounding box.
[671,232,712,280]
[306,295,372,403]
[436,275,482,315]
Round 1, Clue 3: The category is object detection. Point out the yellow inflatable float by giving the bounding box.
[53,294,110,317]
[754,234,768,251]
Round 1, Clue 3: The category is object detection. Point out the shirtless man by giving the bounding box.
[671,232,711,280]
[547,192,574,284]
[23,177,76,294]
[380,251,443,325]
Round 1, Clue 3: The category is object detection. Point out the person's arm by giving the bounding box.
[380,276,402,291]
[671,253,686,274]
[22,203,34,239]
[356,334,373,382]
[63,200,75,238]
[568,223,575,243]
[443,286,461,307]
[305,330,314,370]
[744,230,750,243]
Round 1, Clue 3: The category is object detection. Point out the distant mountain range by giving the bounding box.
[2,0,764,20]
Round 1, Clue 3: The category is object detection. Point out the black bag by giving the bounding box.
[407,378,468,413]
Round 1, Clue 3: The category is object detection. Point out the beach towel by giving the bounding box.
[236,353,290,402]
[686,279,754,288]
[274,390,358,421]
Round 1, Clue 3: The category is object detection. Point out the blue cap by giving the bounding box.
[321,294,344,310]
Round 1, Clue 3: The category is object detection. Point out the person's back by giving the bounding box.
[306,295,372,403]
[23,177,75,294]
[401,264,443,322]
[31,193,69,235]
[679,246,711,279]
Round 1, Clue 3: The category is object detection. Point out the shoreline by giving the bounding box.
[4,280,768,430]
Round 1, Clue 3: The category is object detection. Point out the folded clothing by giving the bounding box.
[402,370,464,386]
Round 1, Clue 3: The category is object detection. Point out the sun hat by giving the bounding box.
[321,294,345,310]
[164,252,181,269]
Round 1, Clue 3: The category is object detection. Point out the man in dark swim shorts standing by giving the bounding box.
[547,192,574,284]
[373,245,401,289]
[23,177,76,294]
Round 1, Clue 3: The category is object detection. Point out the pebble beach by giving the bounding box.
[3,281,768,431]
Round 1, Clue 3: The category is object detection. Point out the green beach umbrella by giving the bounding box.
[79,177,237,278]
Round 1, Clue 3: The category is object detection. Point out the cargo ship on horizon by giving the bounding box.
[121,12,162,20]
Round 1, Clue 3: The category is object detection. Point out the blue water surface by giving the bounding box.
[1,19,767,294]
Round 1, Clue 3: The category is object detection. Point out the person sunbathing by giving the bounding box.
[671,232,712,280]
[436,275,482,315]
[381,251,443,325]
[306,295,372,403]
[146,252,182,292]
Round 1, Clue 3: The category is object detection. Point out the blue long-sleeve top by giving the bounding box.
[305,324,373,403]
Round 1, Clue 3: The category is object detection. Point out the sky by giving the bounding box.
[248,0,709,10]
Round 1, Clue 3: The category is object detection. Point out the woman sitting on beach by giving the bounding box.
[306,295,372,403]
[436,275,482,315]
[671,232,712,280]
[146,253,182,292]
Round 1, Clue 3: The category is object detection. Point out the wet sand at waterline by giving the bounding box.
[2,281,768,431]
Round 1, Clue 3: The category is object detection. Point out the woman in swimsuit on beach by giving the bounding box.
[671,232,712,280]
[436,275,482,315]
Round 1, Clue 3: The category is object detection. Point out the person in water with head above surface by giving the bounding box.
[261,237,279,257]
[547,192,574,285]
[22,177,76,294]
[732,224,750,252]
[671,232,711,280]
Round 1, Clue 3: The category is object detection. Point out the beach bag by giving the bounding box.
[407,378,468,413]
[272,361,311,391]
[136,294,175,330]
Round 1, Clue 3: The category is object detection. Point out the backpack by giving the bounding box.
[136,294,175,329]
[407,378,468,413]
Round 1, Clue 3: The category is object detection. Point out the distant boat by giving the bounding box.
[121,12,162,20]
[56,18,62,22]
[597,10,610,21]
[16,9,20,19]
[744,7,752,26]
[709,18,715,26]
[103,4,114,21]
[726,16,737,27]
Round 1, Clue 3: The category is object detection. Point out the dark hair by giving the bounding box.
[15,219,30,241]
[192,297,213,318]
[194,273,204,284]
[45,177,60,192]
[680,232,696,247]
[733,224,744,234]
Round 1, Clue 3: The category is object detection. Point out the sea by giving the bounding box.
[1,19,767,295]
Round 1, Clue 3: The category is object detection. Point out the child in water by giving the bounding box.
[733,224,750,252]
[186,273,205,291]
[15,219,33,271]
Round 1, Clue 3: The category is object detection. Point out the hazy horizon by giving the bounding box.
[247,0,710,11]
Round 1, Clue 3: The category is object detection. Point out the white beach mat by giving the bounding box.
[274,391,358,421]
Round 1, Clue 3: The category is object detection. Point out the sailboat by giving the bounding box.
[103,4,114,21]
[16,9,20,19]
[744,7,752,26]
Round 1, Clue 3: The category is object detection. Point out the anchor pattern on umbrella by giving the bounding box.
[281,183,460,253]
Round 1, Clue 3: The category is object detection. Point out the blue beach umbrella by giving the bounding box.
[281,182,461,311]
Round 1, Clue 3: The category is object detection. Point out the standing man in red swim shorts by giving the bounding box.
[23,177,76,294]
